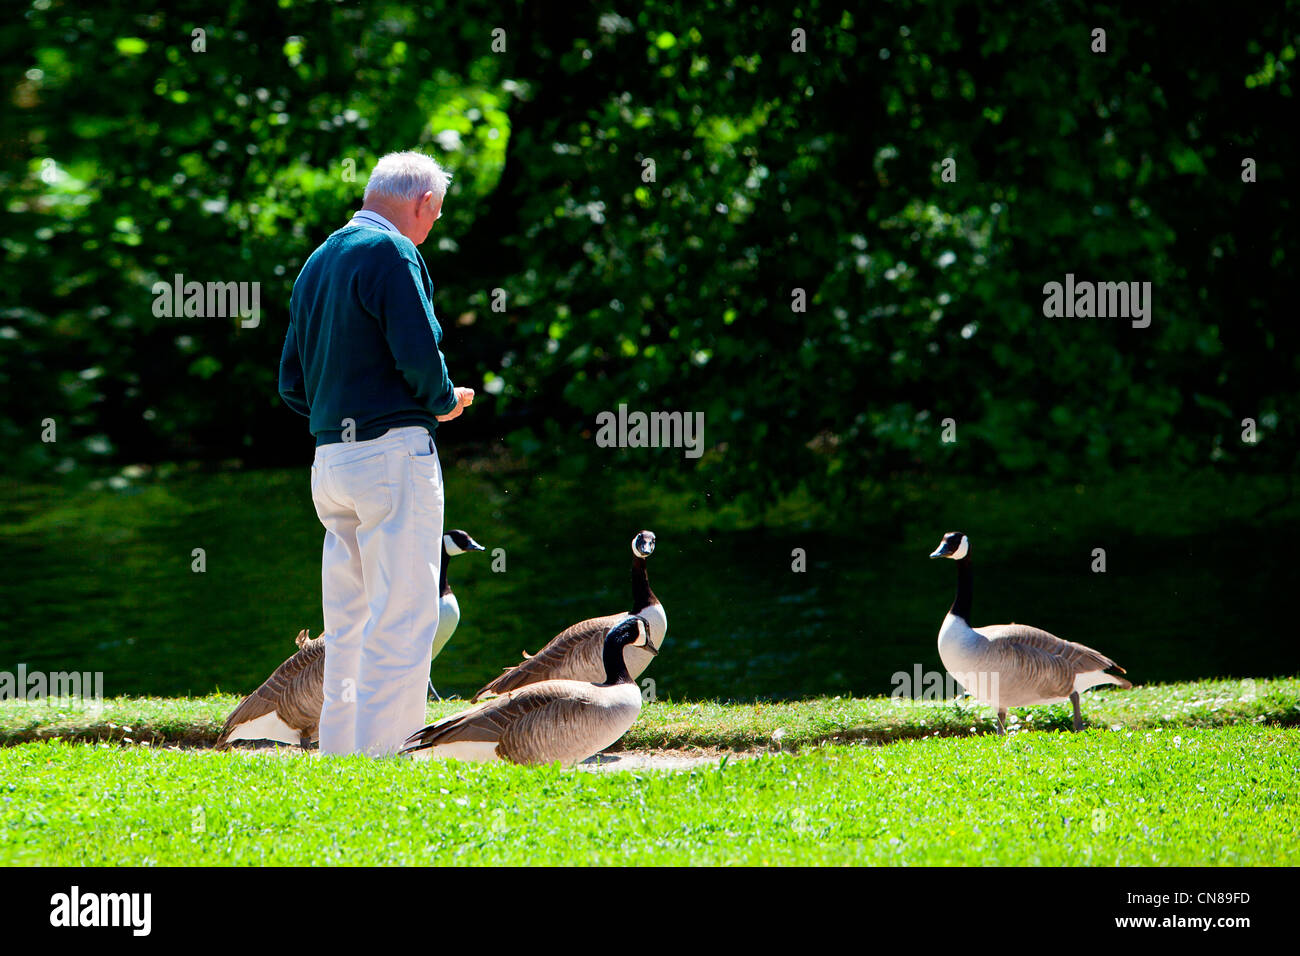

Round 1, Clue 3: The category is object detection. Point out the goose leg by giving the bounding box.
[996,708,1008,735]
[1070,691,1083,732]
[427,680,441,701]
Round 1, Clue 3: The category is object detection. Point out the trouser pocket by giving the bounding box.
[328,451,393,520]
[405,434,443,517]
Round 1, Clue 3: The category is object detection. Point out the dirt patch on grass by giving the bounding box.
[579,748,761,772]
[83,739,770,770]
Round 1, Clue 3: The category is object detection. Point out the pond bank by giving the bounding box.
[2,677,1295,752]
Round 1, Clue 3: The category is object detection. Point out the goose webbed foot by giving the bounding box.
[1070,691,1083,732]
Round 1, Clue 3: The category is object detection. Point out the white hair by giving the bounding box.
[363,151,453,203]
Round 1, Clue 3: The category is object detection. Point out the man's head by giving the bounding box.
[362,151,453,246]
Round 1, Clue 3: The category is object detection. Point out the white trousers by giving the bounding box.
[310,426,443,757]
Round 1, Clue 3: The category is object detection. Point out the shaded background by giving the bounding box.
[2,0,1297,699]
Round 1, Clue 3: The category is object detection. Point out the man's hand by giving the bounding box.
[436,387,475,422]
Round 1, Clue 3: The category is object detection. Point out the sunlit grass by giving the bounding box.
[3,677,1295,750]
[2,725,1294,865]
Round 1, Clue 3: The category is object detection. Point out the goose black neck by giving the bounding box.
[600,633,634,686]
[949,556,972,622]
[439,541,451,597]
[631,556,657,612]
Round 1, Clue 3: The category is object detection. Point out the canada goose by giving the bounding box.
[929,531,1132,733]
[470,530,665,702]
[402,615,654,765]
[428,529,487,699]
[215,628,324,749]
[216,530,484,748]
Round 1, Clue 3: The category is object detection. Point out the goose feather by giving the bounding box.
[406,677,643,765]
[472,604,665,702]
[215,629,324,749]
[940,615,1131,710]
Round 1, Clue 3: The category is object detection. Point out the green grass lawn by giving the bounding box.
[2,677,1295,749]
[2,725,1295,865]
[1,678,1296,865]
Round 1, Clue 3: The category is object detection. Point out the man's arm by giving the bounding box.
[364,257,459,416]
[278,321,311,417]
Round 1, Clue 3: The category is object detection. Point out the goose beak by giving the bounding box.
[468,541,486,551]
[929,546,946,558]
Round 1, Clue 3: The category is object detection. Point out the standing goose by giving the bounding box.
[929,531,1131,733]
[428,529,487,698]
[402,616,653,765]
[471,530,665,702]
[216,530,485,749]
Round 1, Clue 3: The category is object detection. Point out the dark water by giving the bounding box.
[1,467,1295,700]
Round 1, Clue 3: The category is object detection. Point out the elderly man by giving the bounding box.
[278,151,473,757]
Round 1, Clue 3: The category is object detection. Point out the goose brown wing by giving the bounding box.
[470,613,623,701]
[404,682,585,752]
[975,623,1125,697]
[215,631,325,748]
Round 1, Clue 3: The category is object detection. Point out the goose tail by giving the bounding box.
[214,708,245,750]
[1077,669,1133,692]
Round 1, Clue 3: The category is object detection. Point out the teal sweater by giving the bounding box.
[279,225,457,446]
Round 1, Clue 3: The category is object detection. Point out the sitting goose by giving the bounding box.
[215,628,323,750]
[471,530,665,702]
[215,530,484,749]
[929,531,1131,733]
[402,616,653,765]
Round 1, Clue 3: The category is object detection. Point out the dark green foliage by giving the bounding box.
[2,1,1296,509]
